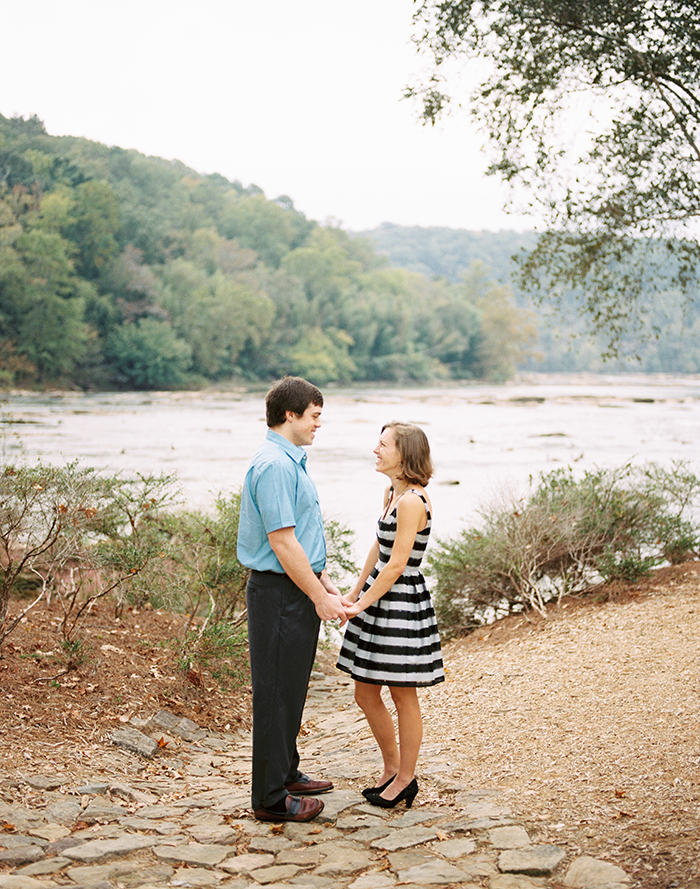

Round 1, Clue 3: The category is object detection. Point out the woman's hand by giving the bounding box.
[340,600,364,626]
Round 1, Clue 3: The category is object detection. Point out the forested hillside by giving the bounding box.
[355,223,535,284]
[0,114,536,390]
[359,224,700,374]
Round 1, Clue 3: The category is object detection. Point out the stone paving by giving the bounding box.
[0,665,632,889]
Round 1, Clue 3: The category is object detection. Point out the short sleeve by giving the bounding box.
[252,460,297,534]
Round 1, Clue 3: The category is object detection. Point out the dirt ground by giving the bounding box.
[2,563,700,888]
[422,562,700,889]
[0,598,251,776]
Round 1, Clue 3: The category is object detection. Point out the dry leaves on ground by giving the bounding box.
[0,598,250,778]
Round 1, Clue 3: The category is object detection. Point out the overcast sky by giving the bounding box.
[3,0,537,232]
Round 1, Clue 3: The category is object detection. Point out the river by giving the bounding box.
[3,374,700,561]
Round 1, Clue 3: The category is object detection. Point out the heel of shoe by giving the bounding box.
[366,776,419,809]
[405,778,418,808]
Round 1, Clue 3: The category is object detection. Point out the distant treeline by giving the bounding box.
[359,223,700,374]
[0,114,536,390]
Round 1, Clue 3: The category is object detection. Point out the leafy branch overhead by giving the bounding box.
[408,0,700,351]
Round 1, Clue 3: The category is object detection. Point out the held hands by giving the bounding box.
[315,572,353,622]
[315,587,361,625]
[338,585,362,627]
[339,599,364,627]
[315,593,347,622]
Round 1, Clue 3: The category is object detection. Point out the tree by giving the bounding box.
[66,180,120,278]
[221,193,314,268]
[0,463,177,650]
[159,247,275,378]
[105,318,192,389]
[408,0,700,352]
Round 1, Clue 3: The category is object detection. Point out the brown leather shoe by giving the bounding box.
[284,774,333,795]
[254,794,324,822]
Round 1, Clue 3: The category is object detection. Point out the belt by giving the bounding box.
[251,569,322,579]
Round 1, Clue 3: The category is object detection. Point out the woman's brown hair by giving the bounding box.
[382,421,434,486]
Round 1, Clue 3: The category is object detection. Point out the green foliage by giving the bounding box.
[323,518,359,593]
[358,223,535,285]
[176,619,249,688]
[142,492,249,620]
[221,193,313,267]
[360,225,700,374]
[0,453,360,692]
[290,327,356,385]
[430,462,700,635]
[105,318,193,389]
[409,0,700,354]
[0,112,538,388]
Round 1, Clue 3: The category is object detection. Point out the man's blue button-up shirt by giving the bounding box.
[237,430,326,574]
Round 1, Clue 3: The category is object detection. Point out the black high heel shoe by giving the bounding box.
[361,775,396,799]
[366,777,418,809]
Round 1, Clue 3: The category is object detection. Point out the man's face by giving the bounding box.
[286,402,323,447]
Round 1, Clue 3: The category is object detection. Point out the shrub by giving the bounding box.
[0,463,180,648]
[429,461,700,635]
[176,619,250,689]
[323,517,359,592]
[137,495,358,678]
[0,459,358,689]
[137,493,249,623]
[0,462,179,651]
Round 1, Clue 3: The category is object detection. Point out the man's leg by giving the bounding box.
[246,572,319,810]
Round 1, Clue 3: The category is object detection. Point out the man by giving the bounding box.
[237,376,347,822]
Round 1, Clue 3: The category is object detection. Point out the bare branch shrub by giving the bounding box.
[430,462,700,635]
[0,463,178,652]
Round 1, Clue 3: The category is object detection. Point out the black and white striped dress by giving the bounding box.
[336,490,445,687]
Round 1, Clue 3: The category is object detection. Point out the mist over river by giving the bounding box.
[3,374,700,562]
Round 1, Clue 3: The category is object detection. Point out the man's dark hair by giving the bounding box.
[266,376,324,428]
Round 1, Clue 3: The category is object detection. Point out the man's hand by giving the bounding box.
[315,593,347,622]
[267,528,349,621]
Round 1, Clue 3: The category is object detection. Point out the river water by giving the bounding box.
[3,374,700,562]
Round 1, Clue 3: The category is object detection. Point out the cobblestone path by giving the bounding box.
[0,666,631,889]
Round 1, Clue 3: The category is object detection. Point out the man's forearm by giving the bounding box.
[267,527,346,621]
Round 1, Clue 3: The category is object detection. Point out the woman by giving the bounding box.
[337,421,445,809]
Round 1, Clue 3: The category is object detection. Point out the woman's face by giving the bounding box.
[373,427,402,477]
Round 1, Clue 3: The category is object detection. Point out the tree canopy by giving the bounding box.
[0,113,535,389]
[408,0,700,352]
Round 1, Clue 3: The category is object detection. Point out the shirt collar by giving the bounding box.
[266,429,307,466]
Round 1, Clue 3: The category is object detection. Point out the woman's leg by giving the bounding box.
[354,680,400,783]
[380,685,422,797]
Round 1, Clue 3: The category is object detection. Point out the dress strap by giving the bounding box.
[404,488,431,519]
[380,485,395,521]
